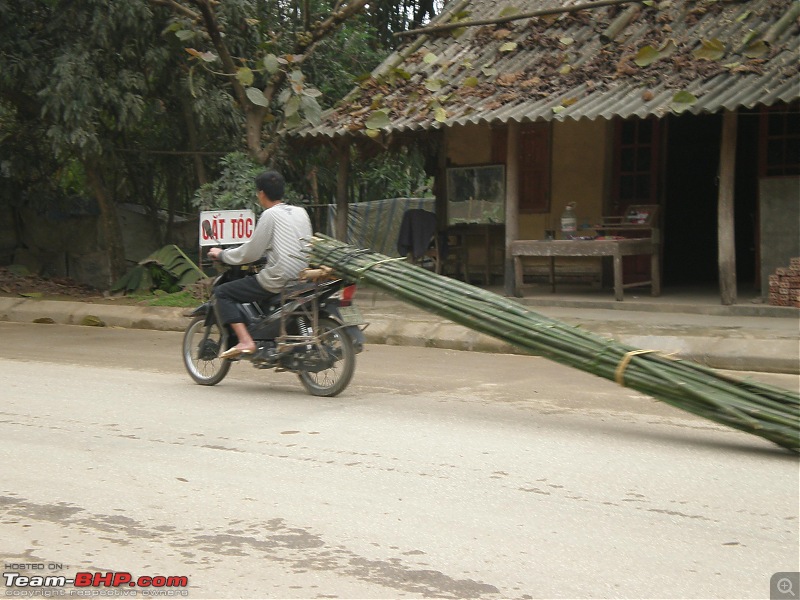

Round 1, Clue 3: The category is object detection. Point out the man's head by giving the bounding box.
[255,170,285,205]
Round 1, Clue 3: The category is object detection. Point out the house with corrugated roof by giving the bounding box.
[292,0,800,305]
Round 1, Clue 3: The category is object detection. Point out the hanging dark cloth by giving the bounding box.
[397,209,438,259]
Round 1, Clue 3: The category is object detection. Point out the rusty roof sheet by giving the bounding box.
[292,0,800,140]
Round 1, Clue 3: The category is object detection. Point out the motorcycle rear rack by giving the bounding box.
[274,280,333,353]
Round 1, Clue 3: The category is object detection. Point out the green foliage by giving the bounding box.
[0,0,445,267]
[144,290,199,307]
[280,69,324,128]
[32,0,158,158]
[367,0,445,48]
[177,0,344,132]
[0,0,241,229]
[170,0,448,160]
[111,244,204,294]
[356,147,431,201]
[304,20,386,103]
[193,151,309,209]
[121,289,200,307]
[148,264,181,294]
[193,153,263,212]
[279,142,431,208]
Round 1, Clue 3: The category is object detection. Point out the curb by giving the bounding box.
[0,297,797,375]
[0,298,188,332]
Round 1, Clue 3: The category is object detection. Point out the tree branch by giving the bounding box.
[300,0,370,53]
[395,0,642,37]
[149,0,199,21]
[188,0,241,96]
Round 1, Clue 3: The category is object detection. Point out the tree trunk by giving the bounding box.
[84,161,127,285]
[182,97,207,186]
[164,164,179,245]
[246,105,271,165]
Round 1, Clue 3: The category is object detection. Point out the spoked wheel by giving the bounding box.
[182,315,231,386]
[297,317,355,397]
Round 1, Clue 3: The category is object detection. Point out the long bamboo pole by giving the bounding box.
[309,235,799,453]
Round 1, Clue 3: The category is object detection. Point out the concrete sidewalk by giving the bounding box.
[0,285,797,374]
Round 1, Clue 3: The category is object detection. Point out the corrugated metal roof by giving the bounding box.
[292,0,800,140]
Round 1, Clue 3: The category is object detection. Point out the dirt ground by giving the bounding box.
[0,266,136,304]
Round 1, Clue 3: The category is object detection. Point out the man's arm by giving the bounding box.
[209,211,274,265]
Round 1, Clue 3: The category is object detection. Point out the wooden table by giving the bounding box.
[510,238,661,301]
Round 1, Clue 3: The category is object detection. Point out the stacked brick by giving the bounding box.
[769,257,800,308]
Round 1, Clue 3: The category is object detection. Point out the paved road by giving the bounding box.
[1,323,797,599]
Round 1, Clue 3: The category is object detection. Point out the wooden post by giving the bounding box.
[434,130,448,228]
[505,122,521,296]
[335,140,350,242]
[718,110,738,305]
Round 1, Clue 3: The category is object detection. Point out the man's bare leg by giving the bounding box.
[220,322,257,358]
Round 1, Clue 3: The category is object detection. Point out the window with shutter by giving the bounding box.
[492,123,551,214]
[759,101,800,177]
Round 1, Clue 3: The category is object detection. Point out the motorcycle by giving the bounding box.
[181,255,367,397]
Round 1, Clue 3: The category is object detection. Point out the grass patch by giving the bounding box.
[130,290,203,308]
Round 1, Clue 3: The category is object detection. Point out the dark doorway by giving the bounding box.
[662,112,760,288]
[663,114,721,285]
[733,109,759,292]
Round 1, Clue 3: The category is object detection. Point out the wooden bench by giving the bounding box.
[511,238,661,301]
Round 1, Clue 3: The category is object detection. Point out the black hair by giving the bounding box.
[255,170,285,201]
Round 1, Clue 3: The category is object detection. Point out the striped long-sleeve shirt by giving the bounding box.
[220,203,312,292]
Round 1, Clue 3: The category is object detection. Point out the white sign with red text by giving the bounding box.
[199,209,256,246]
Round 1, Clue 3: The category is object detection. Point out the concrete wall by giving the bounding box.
[532,118,609,279]
[445,120,610,282]
[445,120,610,235]
[759,177,800,296]
[447,124,492,166]
[549,118,609,236]
[8,205,199,290]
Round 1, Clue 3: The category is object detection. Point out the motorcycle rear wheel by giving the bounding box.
[183,315,231,386]
[297,317,355,397]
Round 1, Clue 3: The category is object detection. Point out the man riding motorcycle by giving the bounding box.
[206,170,312,360]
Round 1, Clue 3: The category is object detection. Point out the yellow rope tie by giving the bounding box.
[614,349,660,386]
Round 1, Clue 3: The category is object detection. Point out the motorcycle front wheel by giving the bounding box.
[182,315,231,386]
[298,317,355,397]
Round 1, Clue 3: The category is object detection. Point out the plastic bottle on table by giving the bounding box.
[560,202,577,240]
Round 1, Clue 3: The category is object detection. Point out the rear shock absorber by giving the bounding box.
[297,316,313,351]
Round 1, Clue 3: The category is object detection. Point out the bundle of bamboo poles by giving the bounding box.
[309,235,799,453]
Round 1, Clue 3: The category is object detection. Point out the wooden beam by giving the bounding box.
[764,1,800,45]
[434,130,448,229]
[718,110,738,305]
[600,4,640,44]
[505,122,521,297]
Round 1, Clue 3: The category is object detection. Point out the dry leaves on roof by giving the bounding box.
[312,0,797,133]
